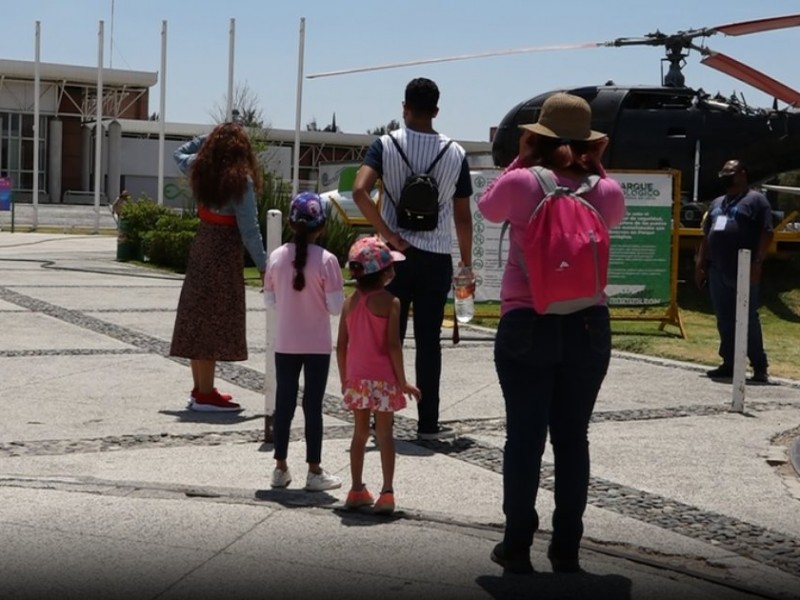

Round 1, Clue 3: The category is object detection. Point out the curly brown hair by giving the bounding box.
[189,123,263,208]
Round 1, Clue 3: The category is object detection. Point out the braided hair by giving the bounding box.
[292,222,311,291]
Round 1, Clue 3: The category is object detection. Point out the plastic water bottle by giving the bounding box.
[453,267,475,324]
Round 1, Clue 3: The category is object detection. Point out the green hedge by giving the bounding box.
[141,229,197,273]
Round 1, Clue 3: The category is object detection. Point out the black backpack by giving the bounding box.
[384,135,453,231]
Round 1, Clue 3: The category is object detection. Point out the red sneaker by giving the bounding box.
[189,390,242,412]
[344,487,374,509]
[374,491,395,515]
[190,388,233,401]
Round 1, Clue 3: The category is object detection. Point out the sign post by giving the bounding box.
[264,209,282,442]
[0,177,13,233]
[731,249,751,413]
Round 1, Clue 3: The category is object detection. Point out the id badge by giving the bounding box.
[713,215,728,231]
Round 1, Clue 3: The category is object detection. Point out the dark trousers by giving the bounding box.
[387,247,453,434]
[494,306,611,556]
[273,353,331,464]
[708,267,768,371]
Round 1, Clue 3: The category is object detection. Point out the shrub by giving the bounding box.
[119,196,176,246]
[142,230,196,273]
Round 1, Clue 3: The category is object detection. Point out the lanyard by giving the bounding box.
[721,192,746,216]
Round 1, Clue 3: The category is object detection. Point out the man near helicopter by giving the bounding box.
[694,159,773,383]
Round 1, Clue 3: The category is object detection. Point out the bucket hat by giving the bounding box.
[519,93,606,141]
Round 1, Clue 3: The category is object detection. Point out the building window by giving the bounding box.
[0,112,48,192]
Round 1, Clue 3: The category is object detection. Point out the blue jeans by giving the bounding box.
[708,267,768,371]
[387,247,453,434]
[494,306,611,556]
[273,353,331,464]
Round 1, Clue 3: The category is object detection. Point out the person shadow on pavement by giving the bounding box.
[476,571,632,600]
[254,487,339,508]
[158,408,264,425]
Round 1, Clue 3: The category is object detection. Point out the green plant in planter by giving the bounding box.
[119,197,176,247]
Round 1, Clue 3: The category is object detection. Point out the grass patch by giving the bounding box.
[608,256,800,380]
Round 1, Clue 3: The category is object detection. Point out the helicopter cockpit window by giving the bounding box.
[621,92,694,110]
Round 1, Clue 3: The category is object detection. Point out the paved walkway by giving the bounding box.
[1,232,800,600]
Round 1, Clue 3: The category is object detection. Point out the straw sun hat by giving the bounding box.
[519,92,606,141]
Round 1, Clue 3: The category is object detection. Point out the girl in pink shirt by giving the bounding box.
[264,192,345,493]
[336,237,420,514]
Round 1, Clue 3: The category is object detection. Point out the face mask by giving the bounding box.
[719,174,736,189]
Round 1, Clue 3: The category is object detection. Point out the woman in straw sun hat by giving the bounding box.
[478,92,626,574]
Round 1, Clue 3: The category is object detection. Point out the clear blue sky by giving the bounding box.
[3,0,800,141]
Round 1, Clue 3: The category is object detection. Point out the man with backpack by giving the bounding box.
[352,77,473,440]
[477,93,626,575]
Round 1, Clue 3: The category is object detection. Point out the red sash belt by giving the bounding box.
[198,205,237,226]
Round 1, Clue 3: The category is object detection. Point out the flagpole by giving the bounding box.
[226,18,235,121]
[157,20,167,205]
[292,17,306,198]
[33,21,41,228]
[94,20,104,233]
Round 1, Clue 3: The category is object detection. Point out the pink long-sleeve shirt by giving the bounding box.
[478,157,626,315]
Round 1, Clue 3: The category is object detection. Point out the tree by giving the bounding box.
[367,119,401,135]
[307,113,339,132]
[209,81,266,128]
[323,113,339,133]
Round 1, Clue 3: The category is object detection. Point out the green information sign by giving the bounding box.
[606,172,676,307]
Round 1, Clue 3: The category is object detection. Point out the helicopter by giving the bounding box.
[489,14,800,220]
[307,13,800,222]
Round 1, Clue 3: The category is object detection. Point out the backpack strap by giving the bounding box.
[425,139,454,174]
[385,134,454,208]
[498,167,564,267]
[388,134,454,175]
[388,133,414,175]
[498,167,601,270]
[531,165,600,198]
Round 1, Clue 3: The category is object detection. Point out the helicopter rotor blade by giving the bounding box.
[710,14,800,36]
[306,42,603,79]
[701,51,800,107]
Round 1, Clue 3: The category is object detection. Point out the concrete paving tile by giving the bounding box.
[0,355,270,441]
[0,312,134,351]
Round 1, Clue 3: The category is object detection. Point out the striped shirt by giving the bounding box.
[363,127,472,255]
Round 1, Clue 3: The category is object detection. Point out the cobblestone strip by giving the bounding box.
[0,348,149,358]
[0,425,354,458]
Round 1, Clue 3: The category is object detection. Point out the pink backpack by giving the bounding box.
[518,166,609,315]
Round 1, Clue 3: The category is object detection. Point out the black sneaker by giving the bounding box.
[706,364,733,379]
[490,542,534,575]
[547,546,582,574]
[748,370,769,384]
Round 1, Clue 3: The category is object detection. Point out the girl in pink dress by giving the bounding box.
[336,237,420,514]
